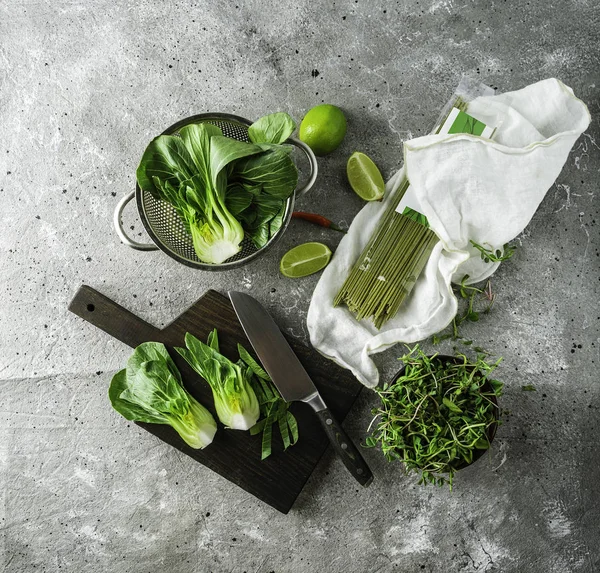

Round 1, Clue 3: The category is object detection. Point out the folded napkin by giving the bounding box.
[307,78,590,388]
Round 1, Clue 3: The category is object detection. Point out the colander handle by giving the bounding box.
[289,138,318,196]
[114,191,159,251]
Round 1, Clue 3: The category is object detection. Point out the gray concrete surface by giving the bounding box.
[1,1,599,571]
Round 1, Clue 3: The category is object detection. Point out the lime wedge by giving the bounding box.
[346,151,385,201]
[280,242,332,278]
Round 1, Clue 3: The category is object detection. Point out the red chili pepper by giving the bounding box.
[292,211,346,233]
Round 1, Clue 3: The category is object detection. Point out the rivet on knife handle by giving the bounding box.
[314,408,373,487]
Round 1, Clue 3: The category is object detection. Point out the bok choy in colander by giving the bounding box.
[136,112,298,264]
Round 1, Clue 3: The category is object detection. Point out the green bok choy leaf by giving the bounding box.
[237,344,299,460]
[248,112,296,145]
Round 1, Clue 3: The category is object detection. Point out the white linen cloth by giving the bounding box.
[307,78,590,388]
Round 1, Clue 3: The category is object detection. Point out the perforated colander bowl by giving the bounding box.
[114,113,318,270]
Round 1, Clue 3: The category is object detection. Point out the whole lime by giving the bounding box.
[299,104,347,156]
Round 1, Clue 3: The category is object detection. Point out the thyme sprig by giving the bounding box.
[366,346,502,488]
[470,240,516,263]
[433,275,495,345]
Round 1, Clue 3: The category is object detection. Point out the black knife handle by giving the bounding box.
[315,408,373,487]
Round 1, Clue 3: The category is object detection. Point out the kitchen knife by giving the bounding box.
[229,291,373,487]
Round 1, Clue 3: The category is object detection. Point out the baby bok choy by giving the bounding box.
[136,112,299,264]
[176,330,260,431]
[136,123,263,264]
[109,342,217,449]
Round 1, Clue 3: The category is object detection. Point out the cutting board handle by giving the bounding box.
[68,285,161,349]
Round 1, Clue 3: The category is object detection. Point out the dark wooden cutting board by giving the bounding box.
[68,285,364,514]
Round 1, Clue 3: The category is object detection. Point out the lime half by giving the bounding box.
[280,242,332,278]
[347,151,385,201]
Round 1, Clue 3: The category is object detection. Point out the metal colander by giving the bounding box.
[114,113,318,270]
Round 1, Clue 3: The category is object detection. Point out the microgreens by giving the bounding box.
[366,346,502,488]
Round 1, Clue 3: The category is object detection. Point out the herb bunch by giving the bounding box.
[366,346,502,488]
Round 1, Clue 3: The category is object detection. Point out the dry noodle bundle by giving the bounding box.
[335,99,475,328]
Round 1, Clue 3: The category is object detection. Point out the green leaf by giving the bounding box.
[108,369,166,424]
[238,344,271,381]
[207,328,220,352]
[278,410,291,449]
[249,419,266,435]
[124,360,184,414]
[521,384,536,391]
[247,225,270,249]
[252,194,284,226]
[225,184,253,215]
[364,436,377,448]
[287,411,299,444]
[490,379,504,394]
[239,182,264,196]
[136,135,197,198]
[183,179,208,214]
[261,419,273,460]
[254,375,276,403]
[179,123,223,187]
[153,177,185,208]
[248,112,296,145]
[239,208,258,227]
[127,341,173,375]
[208,135,264,188]
[230,146,298,199]
[474,437,490,449]
[269,202,286,239]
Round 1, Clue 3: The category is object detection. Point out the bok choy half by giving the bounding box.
[109,342,217,449]
[176,330,260,431]
[136,112,298,264]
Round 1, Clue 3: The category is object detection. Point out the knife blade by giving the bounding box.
[229,291,373,487]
